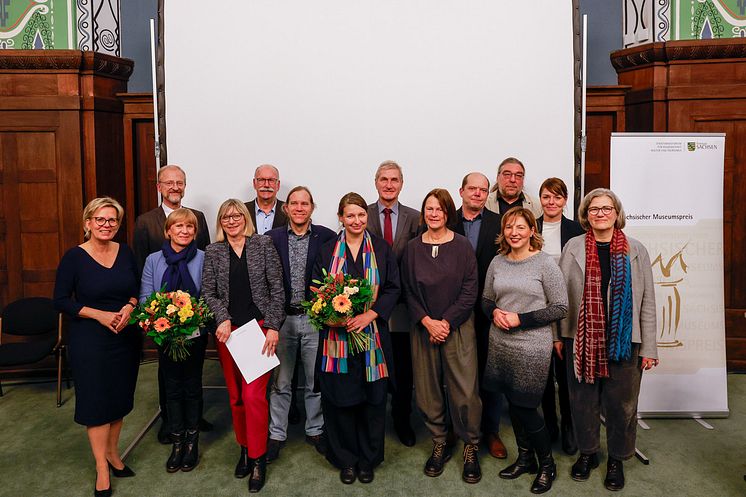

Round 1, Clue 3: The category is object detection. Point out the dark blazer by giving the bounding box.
[453,207,502,301]
[366,201,421,262]
[266,223,337,308]
[132,205,210,274]
[245,199,288,232]
[537,215,585,248]
[201,235,286,331]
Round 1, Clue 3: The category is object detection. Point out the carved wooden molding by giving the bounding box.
[611,39,746,70]
[0,50,133,79]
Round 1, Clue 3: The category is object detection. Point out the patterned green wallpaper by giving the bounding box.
[0,0,121,55]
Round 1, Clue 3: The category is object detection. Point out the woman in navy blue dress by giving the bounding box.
[54,197,141,497]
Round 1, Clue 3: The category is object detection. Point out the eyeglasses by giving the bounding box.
[588,206,615,216]
[220,214,244,223]
[500,171,525,180]
[92,217,119,227]
[254,178,278,185]
[159,181,185,189]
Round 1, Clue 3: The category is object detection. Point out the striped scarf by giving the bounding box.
[321,230,389,382]
[574,229,633,383]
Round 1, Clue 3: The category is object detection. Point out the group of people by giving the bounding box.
[53,158,658,497]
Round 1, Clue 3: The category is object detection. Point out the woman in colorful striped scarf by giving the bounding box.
[557,188,658,492]
[311,192,400,485]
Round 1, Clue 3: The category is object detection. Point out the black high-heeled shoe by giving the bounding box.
[108,460,135,477]
[93,485,112,497]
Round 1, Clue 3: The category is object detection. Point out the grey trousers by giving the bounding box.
[564,339,642,460]
[411,315,482,445]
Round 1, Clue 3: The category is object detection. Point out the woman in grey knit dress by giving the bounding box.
[482,206,568,494]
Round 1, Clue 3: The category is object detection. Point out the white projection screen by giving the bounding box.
[163,1,576,232]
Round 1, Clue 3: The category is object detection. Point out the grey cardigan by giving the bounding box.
[558,234,658,359]
[201,235,286,331]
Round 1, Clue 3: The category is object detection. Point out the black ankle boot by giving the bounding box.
[526,425,555,494]
[166,432,185,473]
[499,446,538,479]
[461,443,481,484]
[235,446,251,478]
[604,457,625,491]
[530,452,556,494]
[180,429,199,471]
[249,454,266,493]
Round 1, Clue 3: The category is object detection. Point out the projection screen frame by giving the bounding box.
[156,0,583,214]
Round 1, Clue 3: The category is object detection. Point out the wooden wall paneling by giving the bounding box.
[119,93,157,243]
[584,86,629,193]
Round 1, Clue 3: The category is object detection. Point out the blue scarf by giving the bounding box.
[160,240,198,296]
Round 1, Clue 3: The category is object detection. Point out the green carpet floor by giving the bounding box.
[1,360,744,497]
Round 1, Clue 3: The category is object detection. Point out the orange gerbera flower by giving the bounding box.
[153,317,171,332]
[332,294,352,314]
[172,291,191,308]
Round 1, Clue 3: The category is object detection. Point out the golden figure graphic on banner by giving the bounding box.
[652,243,688,347]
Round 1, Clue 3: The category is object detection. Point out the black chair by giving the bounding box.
[0,297,66,407]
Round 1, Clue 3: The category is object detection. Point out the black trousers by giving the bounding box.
[564,339,642,460]
[390,332,413,421]
[541,353,572,430]
[322,397,386,470]
[158,334,207,433]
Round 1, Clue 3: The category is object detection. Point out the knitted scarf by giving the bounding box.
[160,240,199,296]
[321,230,389,382]
[574,229,633,383]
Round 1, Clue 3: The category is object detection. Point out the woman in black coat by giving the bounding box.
[312,192,400,485]
[536,177,584,455]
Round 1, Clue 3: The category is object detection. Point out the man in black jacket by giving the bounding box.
[265,186,336,462]
[453,172,506,460]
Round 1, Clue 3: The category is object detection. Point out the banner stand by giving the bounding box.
[611,132,728,420]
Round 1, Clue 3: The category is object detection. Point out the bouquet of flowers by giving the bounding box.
[302,269,374,354]
[130,289,214,361]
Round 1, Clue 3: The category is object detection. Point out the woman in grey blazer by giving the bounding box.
[557,188,657,492]
[201,199,285,493]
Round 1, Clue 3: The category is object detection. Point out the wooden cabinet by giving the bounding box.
[0,50,133,305]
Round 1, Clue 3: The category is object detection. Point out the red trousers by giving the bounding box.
[216,325,272,458]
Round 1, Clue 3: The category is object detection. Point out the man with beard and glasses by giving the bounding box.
[245,164,288,234]
[484,157,543,218]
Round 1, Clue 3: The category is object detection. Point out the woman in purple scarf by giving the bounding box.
[140,208,207,473]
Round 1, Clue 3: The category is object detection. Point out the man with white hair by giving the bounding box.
[245,164,288,234]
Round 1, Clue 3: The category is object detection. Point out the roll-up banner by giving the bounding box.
[610,133,728,418]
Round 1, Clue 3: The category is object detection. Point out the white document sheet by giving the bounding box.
[225,319,279,384]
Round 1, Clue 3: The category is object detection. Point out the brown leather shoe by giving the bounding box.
[486,432,508,459]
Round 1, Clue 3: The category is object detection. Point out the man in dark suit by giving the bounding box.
[244,164,288,234]
[132,164,210,274]
[266,186,336,462]
[132,164,212,443]
[366,160,420,447]
[453,172,506,459]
